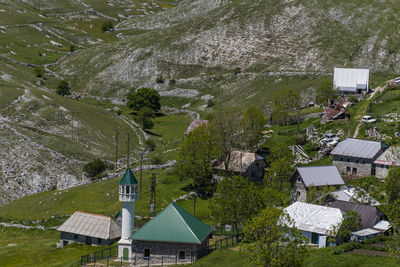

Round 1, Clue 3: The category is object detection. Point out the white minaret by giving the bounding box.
[118,168,138,262]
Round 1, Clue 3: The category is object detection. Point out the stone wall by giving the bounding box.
[291,174,307,202]
[131,239,208,264]
[245,160,267,182]
[333,155,377,179]
[375,164,390,179]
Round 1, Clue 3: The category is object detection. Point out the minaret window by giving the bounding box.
[126,186,130,194]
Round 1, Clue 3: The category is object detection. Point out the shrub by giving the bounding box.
[56,80,71,96]
[101,21,113,32]
[333,242,363,255]
[126,88,161,112]
[295,134,307,146]
[348,95,358,103]
[207,99,215,107]
[70,45,77,52]
[83,159,107,178]
[169,79,176,85]
[151,155,164,165]
[234,67,241,75]
[144,138,157,151]
[136,107,155,129]
[34,67,45,78]
[156,76,164,84]
[116,110,122,116]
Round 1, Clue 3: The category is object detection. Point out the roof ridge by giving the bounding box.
[172,203,201,243]
[75,211,111,219]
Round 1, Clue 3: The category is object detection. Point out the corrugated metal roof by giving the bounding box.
[331,187,380,206]
[373,220,391,231]
[331,138,382,159]
[131,202,211,244]
[282,202,343,235]
[333,68,369,92]
[119,168,138,185]
[184,119,209,135]
[328,200,385,229]
[57,211,121,240]
[296,166,344,187]
[374,146,400,166]
[352,228,381,236]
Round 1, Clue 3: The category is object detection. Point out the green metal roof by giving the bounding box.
[131,202,211,244]
[119,168,138,185]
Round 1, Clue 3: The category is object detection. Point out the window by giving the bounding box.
[362,160,365,164]
[98,238,102,244]
[144,248,150,259]
[346,167,351,173]
[126,186,130,194]
[179,251,186,260]
[340,158,344,162]
[355,159,359,163]
[297,191,301,197]
[297,177,301,183]
[73,234,78,239]
[352,168,357,174]
[346,158,350,162]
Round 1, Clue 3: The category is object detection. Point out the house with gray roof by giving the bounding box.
[130,202,212,264]
[57,211,121,247]
[331,138,386,178]
[333,68,369,95]
[291,166,344,202]
[374,146,400,178]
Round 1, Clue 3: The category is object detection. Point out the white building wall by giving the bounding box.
[121,202,135,240]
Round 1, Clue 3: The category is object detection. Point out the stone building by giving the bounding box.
[130,202,212,264]
[213,151,267,182]
[331,138,386,179]
[373,146,400,178]
[57,211,121,247]
[291,166,344,202]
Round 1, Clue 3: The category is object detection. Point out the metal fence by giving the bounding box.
[80,232,244,266]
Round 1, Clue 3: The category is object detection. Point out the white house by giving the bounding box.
[282,202,343,247]
[333,68,369,94]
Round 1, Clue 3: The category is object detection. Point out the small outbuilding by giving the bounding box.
[291,166,344,202]
[351,228,381,242]
[130,202,212,264]
[333,68,369,95]
[213,151,267,182]
[57,211,121,247]
[331,138,386,179]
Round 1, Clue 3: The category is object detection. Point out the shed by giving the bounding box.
[130,202,211,263]
[374,146,400,178]
[327,200,387,229]
[57,211,121,247]
[333,68,369,94]
[351,228,381,242]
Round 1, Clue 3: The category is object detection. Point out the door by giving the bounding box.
[85,236,92,245]
[371,164,376,176]
[123,248,129,261]
[311,232,318,244]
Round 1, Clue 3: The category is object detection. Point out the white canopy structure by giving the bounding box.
[282,202,343,235]
[333,68,369,93]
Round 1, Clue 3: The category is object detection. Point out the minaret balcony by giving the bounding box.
[119,193,138,202]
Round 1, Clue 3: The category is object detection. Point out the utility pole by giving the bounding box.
[115,128,119,170]
[126,133,130,169]
[149,173,156,216]
[140,152,143,193]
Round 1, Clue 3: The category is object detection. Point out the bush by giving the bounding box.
[348,95,358,103]
[144,138,157,151]
[83,159,107,178]
[295,134,307,146]
[156,76,164,84]
[56,80,71,96]
[207,99,215,107]
[234,67,241,75]
[151,155,164,165]
[126,88,161,112]
[169,79,176,85]
[333,242,363,255]
[136,107,155,129]
[70,45,77,52]
[101,21,113,32]
[34,67,45,78]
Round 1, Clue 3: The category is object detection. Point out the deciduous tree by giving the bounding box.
[241,107,265,150]
[211,175,264,234]
[242,207,308,267]
[337,211,362,243]
[127,88,161,112]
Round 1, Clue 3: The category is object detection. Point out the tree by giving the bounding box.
[175,123,220,198]
[101,21,113,32]
[316,80,338,106]
[266,144,294,189]
[211,176,264,234]
[384,167,400,203]
[337,211,362,243]
[242,207,309,267]
[83,159,107,178]
[127,88,161,112]
[271,89,301,125]
[212,108,241,172]
[56,80,71,96]
[241,107,265,150]
[136,107,155,129]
